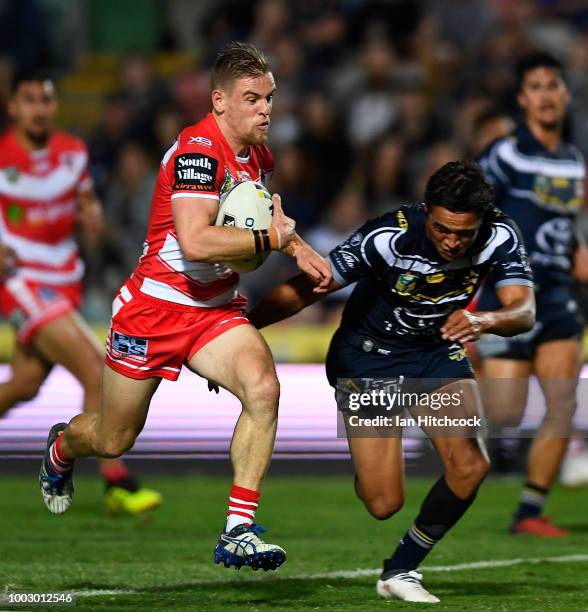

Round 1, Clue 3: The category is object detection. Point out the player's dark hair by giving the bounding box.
[516,51,565,91]
[211,42,270,90]
[11,69,56,94]
[424,161,493,217]
[473,107,513,133]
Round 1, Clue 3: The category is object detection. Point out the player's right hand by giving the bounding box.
[441,309,491,343]
[0,243,16,278]
[270,193,296,249]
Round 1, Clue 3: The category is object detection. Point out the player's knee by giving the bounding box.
[363,492,404,520]
[97,430,136,458]
[490,410,524,428]
[242,369,280,408]
[449,449,490,484]
[17,382,42,402]
[485,401,526,427]
[11,376,44,402]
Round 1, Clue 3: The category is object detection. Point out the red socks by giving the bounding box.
[48,433,73,473]
[225,484,259,532]
[99,462,129,484]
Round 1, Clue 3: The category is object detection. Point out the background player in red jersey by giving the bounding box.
[40,43,331,571]
[0,71,161,515]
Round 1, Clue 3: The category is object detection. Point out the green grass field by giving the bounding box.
[2,474,587,611]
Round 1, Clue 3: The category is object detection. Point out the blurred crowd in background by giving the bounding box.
[1,0,588,322]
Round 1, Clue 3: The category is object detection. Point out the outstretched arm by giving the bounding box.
[248,272,342,329]
[573,225,588,283]
[282,234,333,294]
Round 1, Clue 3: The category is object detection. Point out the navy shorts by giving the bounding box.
[476,298,584,361]
[325,328,475,390]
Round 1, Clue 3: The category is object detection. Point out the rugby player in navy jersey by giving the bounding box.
[249,161,535,603]
[477,52,588,537]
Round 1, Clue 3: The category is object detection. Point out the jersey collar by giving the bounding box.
[516,122,566,157]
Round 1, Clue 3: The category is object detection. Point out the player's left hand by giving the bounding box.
[441,309,491,343]
[294,245,333,293]
[77,191,104,242]
[0,243,16,278]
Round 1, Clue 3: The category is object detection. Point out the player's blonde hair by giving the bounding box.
[211,42,270,91]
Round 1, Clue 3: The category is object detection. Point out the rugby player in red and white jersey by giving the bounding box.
[40,43,331,571]
[0,70,162,515]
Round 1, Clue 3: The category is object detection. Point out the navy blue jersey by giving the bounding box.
[478,124,585,297]
[328,203,533,346]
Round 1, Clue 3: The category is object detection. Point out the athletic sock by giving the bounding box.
[47,432,74,474]
[100,463,138,492]
[225,485,259,532]
[384,476,478,574]
[514,481,548,522]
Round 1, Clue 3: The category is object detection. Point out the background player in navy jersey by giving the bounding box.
[477,51,588,537]
[249,161,535,603]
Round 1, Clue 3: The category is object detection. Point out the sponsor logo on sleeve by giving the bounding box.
[173,153,218,191]
[339,250,360,269]
[516,244,532,274]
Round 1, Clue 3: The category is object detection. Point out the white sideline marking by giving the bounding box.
[73,554,588,597]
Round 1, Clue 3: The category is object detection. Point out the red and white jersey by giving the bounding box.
[131,112,274,307]
[0,128,91,286]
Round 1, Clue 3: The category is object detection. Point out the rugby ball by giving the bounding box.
[215,180,274,273]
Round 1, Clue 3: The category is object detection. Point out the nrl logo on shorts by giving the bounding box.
[448,343,466,361]
[395,272,418,294]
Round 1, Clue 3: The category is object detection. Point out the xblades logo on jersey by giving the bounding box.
[187,136,212,148]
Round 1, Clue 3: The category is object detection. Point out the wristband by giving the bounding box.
[268,227,281,250]
[253,228,281,253]
[252,230,263,254]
